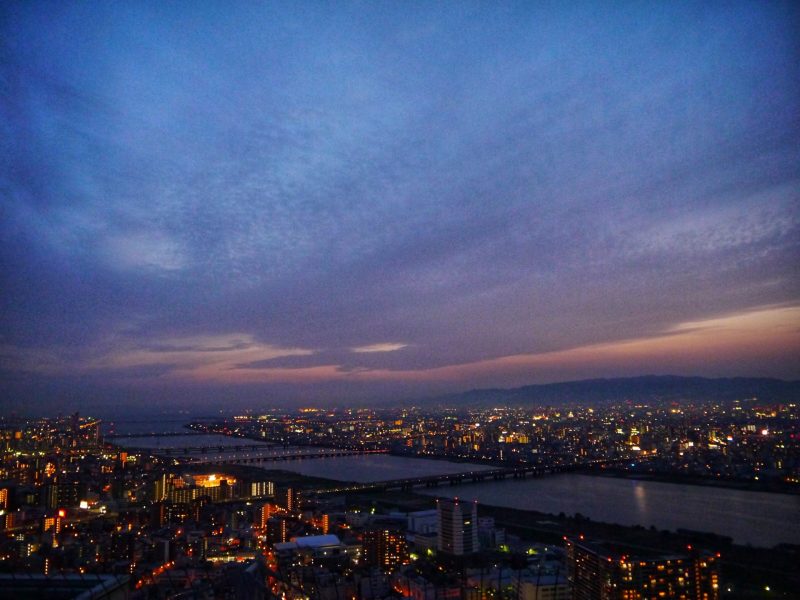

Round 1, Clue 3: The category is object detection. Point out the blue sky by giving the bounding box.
[1,1,798,412]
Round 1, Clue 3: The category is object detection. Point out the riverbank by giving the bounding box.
[391,450,800,496]
[583,466,800,495]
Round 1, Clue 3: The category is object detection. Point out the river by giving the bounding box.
[263,454,798,548]
[418,472,800,548]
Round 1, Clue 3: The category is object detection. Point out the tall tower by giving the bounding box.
[437,497,478,555]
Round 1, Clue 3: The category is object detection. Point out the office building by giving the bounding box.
[437,497,478,555]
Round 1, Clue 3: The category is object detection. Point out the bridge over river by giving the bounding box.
[107,438,277,455]
[107,436,390,464]
[135,443,278,455]
[307,463,582,495]
[105,432,206,439]
[188,448,390,465]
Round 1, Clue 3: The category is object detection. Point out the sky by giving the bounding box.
[1,1,799,414]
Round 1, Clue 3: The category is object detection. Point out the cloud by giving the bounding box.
[1,2,798,410]
[351,343,408,353]
[0,333,314,382]
[103,231,187,272]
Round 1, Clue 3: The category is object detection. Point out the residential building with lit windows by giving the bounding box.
[279,487,301,512]
[249,480,274,498]
[566,538,719,600]
[362,527,409,570]
[153,472,238,504]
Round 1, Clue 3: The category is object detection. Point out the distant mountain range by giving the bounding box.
[432,375,800,407]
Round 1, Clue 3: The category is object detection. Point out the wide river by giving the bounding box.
[418,473,800,548]
[268,454,798,548]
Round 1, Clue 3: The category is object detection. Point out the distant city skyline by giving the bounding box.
[2,2,798,412]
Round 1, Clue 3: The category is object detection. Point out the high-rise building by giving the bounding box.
[279,487,301,512]
[150,501,168,528]
[321,513,330,534]
[44,480,82,510]
[249,480,274,498]
[436,497,478,555]
[267,516,288,545]
[565,537,720,600]
[254,502,272,528]
[363,528,409,570]
[153,473,168,501]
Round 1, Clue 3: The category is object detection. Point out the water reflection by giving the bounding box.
[634,482,647,515]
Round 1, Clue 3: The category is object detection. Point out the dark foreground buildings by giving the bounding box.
[566,537,719,600]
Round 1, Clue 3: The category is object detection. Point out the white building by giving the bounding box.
[436,498,478,555]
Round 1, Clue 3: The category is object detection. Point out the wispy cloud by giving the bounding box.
[0,334,314,381]
[351,343,408,353]
[103,231,187,272]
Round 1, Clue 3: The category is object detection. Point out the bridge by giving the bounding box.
[112,443,279,455]
[307,457,636,496]
[307,463,567,495]
[105,432,207,439]
[181,448,389,465]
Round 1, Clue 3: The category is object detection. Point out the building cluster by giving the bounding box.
[263,496,571,600]
[0,407,747,599]
[0,414,279,596]
[209,398,799,486]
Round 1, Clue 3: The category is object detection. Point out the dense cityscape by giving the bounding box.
[1,393,797,599]
[199,398,800,487]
